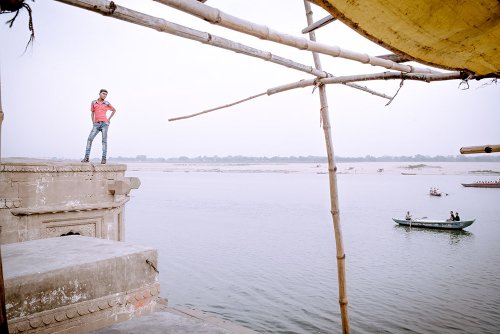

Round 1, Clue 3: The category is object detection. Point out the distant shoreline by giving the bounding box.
[123,161,500,176]
[6,154,500,164]
[114,155,500,163]
[2,157,500,176]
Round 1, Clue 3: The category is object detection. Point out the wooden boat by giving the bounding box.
[429,188,442,196]
[461,182,500,188]
[392,218,475,230]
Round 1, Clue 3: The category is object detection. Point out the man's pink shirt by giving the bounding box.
[91,100,114,124]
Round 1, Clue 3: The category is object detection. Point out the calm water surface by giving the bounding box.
[125,164,500,333]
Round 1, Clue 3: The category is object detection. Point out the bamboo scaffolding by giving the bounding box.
[33,3,490,334]
[460,145,500,154]
[302,14,336,34]
[54,0,388,99]
[268,71,464,95]
[303,1,349,333]
[169,71,463,121]
[154,0,442,75]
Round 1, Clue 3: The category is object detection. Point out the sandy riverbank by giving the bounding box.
[124,161,500,176]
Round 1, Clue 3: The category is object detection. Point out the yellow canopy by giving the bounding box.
[311,0,500,77]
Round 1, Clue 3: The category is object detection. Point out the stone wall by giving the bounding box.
[3,236,160,334]
[0,160,140,244]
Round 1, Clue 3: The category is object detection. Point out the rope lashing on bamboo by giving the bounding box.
[104,1,116,15]
[54,0,388,99]
[312,78,322,94]
[385,78,405,106]
[154,0,443,75]
[458,75,474,90]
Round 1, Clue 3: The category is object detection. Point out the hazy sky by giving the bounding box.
[1,0,498,159]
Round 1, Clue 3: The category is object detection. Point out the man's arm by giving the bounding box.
[90,103,95,123]
[108,106,116,122]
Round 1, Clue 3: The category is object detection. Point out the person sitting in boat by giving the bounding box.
[454,212,460,221]
[405,211,412,220]
[448,211,455,221]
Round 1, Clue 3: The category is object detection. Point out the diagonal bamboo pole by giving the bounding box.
[168,70,464,122]
[303,1,349,332]
[154,0,441,75]
[0,71,4,163]
[302,14,336,34]
[53,0,387,98]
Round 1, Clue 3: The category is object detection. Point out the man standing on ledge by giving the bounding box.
[81,89,116,164]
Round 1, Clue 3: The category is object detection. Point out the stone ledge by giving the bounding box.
[0,159,127,173]
[10,199,129,216]
[3,236,159,317]
[8,283,161,334]
[3,236,160,333]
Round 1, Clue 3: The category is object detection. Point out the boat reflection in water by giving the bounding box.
[393,224,473,245]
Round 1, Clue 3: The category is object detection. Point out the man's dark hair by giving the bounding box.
[100,89,108,94]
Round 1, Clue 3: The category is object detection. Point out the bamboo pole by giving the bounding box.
[154,0,442,75]
[54,0,388,98]
[302,14,336,34]
[303,1,349,333]
[460,145,500,154]
[267,71,463,95]
[169,92,267,122]
[0,71,4,163]
[169,70,465,122]
[168,76,394,121]
[0,227,8,333]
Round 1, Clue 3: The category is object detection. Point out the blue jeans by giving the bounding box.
[84,122,109,159]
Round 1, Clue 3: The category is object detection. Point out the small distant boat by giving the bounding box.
[392,218,475,230]
[401,172,416,175]
[429,188,442,196]
[461,181,500,188]
[377,168,384,173]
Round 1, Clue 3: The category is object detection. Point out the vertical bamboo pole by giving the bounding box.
[0,71,4,162]
[303,1,350,333]
[0,227,8,333]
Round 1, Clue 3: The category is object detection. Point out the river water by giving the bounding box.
[124,162,500,334]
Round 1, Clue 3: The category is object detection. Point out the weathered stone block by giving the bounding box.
[3,236,160,333]
[0,160,139,244]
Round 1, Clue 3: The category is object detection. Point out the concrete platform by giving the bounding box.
[1,159,140,244]
[90,306,259,334]
[2,236,160,333]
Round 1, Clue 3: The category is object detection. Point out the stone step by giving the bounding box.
[90,306,260,334]
[2,235,159,334]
